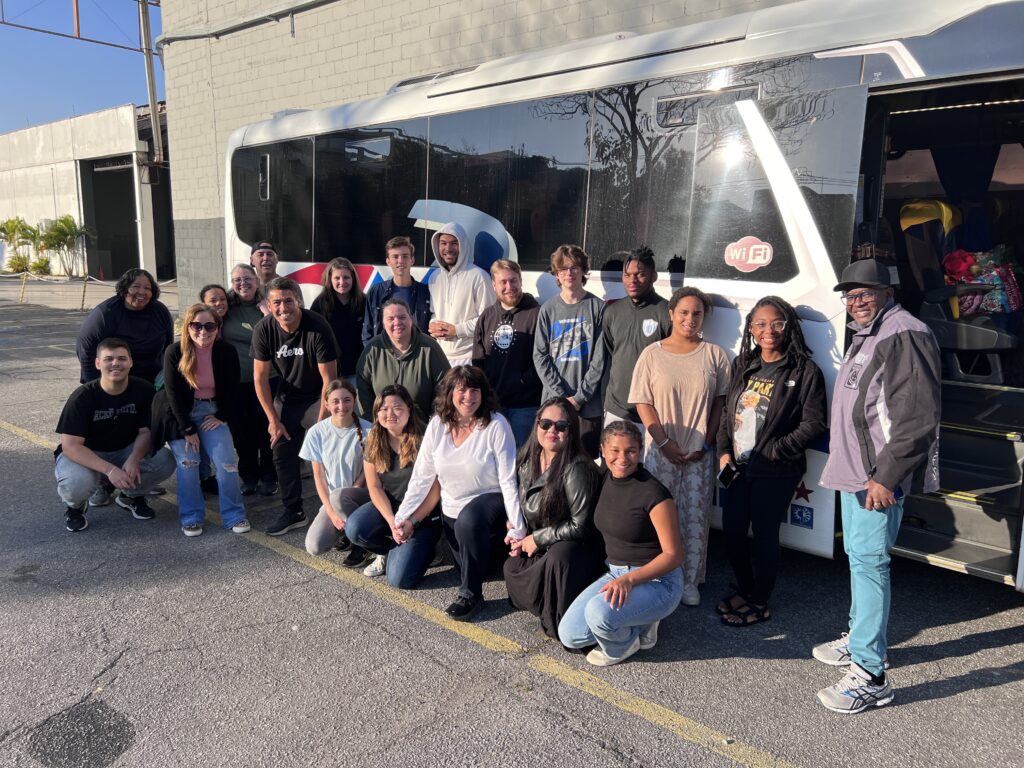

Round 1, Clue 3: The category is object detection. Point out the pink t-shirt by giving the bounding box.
[194,344,216,399]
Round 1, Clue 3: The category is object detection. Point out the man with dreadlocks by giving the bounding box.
[715,296,827,627]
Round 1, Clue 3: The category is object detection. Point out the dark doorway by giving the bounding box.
[80,156,139,280]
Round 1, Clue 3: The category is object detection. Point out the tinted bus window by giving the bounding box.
[428,98,590,272]
[314,120,429,265]
[231,138,314,262]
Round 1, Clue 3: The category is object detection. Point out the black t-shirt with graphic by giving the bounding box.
[251,311,338,401]
[55,377,155,455]
[732,356,786,461]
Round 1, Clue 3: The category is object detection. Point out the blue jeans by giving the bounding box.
[841,491,904,677]
[501,407,537,449]
[558,564,683,658]
[169,400,246,528]
[345,502,442,589]
[55,446,175,508]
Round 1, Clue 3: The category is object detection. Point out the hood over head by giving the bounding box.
[430,222,474,274]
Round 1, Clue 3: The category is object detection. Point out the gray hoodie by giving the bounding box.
[428,222,496,362]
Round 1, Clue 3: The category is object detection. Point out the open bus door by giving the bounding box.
[681,85,869,560]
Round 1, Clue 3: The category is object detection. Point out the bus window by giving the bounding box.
[231,137,314,262]
[313,119,428,266]
[427,98,590,272]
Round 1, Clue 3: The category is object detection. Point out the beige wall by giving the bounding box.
[161,0,803,296]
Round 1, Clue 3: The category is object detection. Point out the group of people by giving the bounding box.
[54,229,941,714]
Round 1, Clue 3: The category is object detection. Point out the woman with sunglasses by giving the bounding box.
[160,303,247,537]
[222,264,277,496]
[715,296,826,626]
[504,397,604,641]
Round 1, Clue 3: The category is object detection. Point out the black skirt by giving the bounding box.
[503,538,606,640]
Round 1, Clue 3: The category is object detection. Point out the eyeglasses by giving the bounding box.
[840,289,881,305]
[751,320,787,332]
[232,277,255,285]
[188,321,219,333]
[537,418,570,433]
[556,265,582,275]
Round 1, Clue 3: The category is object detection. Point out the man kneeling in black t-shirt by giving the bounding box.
[55,337,175,532]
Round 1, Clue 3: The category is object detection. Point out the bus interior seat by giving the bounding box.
[899,200,1016,385]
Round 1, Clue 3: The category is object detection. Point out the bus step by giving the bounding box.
[892,527,1016,586]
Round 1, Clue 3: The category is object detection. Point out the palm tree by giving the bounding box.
[0,217,29,268]
[42,216,93,277]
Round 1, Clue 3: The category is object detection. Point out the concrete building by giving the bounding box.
[0,103,174,280]
[159,0,801,300]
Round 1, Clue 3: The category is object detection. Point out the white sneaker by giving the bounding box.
[586,636,641,667]
[363,554,387,577]
[231,519,251,534]
[681,584,701,606]
[816,662,894,714]
[639,621,660,650]
[182,524,203,537]
[813,633,890,669]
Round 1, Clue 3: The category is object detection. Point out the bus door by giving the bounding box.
[683,85,869,559]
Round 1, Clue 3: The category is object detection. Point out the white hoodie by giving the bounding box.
[428,222,496,362]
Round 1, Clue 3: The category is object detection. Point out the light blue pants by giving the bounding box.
[841,491,904,677]
[558,564,683,658]
[169,400,246,528]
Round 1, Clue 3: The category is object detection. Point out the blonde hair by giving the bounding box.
[178,303,222,389]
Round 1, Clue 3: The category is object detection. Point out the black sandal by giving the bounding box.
[715,584,750,616]
[721,603,770,627]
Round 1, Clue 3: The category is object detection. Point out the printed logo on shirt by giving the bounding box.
[276,344,305,359]
[93,404,137,421]
[550,318,591,363]
[642,318,658,338]
[493,322,515,351]
[844,366,861,389]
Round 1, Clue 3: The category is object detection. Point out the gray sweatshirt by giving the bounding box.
[533,291,607,420]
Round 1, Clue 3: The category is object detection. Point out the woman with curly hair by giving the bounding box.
[504,396,604,641]
[393,366,524,620]
[715,296,826,626]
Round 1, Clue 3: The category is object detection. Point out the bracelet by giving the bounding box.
[655,437,670,449]
[106,466,117,477]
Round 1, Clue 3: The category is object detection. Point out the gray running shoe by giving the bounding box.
[813,633,890,669]
[89,486,113,507]
[817,662,894,714]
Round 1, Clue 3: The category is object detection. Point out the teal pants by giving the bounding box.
[840,491,904,677]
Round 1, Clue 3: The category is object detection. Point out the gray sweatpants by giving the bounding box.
[304,487,369,555]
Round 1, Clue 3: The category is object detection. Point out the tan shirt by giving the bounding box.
[628,340,730,452]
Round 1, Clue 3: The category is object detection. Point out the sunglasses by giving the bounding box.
[188,321,219,333]
[537,418,570,433]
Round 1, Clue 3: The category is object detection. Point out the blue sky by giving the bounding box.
[0,1,165,134]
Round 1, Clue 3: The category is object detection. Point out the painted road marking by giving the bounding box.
[5,419,794,768]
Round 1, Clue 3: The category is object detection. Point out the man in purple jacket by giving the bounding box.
[814,259,940,714]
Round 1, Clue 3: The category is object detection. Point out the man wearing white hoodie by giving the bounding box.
[427,222,495,366]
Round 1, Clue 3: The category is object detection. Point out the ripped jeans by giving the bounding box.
[169,399,246,528]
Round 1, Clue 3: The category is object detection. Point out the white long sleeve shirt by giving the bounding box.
[396,413,525,538]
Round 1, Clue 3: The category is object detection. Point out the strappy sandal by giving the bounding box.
[716,584,750,616]
[721,603,770,627]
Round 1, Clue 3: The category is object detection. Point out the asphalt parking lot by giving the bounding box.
[1,294,1023,768]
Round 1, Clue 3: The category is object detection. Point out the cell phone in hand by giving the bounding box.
[855,486,904,507]
[717,463,739,489]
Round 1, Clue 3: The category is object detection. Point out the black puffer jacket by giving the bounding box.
[716,353,827,478]
[517,453,601,549]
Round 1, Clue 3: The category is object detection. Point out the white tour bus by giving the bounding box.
[224,0,1024,589]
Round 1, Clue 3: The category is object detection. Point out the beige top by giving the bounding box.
[628,340,730,452]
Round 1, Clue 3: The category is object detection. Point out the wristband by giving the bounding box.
[106,466,118,477]
[655,437,670,449]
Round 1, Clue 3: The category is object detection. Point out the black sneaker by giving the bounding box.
[240,480,258,496]
[445,596,482,622]
[116,495,155,520]
[342,546,373,568]
[200,476,219,496]
[258,479,279,497]
[265,510,308,536]
[65,505,88,532]
[333,532,353,552]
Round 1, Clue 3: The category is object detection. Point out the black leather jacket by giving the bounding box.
[517,454,600,549]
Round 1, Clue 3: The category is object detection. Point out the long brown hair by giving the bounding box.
[317,257,365,319]
[178,303,221,389]
[323,378,363,444]
[364,384,424,473]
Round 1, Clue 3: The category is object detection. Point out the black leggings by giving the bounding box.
[441,492,508,601]
[721,472,801,606]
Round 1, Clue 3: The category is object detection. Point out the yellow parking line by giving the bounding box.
[9,419,793,768]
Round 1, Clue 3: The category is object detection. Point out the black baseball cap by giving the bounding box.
[833,260,893,292]
[250,241,277,255]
